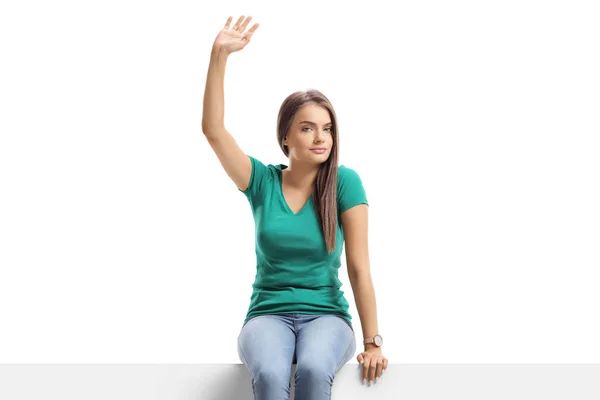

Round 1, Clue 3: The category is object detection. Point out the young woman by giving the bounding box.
[202,15,388,399]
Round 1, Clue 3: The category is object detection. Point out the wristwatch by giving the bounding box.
[363,334,383,347]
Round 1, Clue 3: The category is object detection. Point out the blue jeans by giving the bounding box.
[237,313,357,400]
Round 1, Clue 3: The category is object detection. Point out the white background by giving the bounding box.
[1,0,598,363]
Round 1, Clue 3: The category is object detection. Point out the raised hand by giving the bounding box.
[213,15,259,55]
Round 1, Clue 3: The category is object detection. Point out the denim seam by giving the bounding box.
[334,318,356,372]
[237,343,254,383]
[335,337,355,373]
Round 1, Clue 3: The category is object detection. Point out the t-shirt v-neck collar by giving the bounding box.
[277,164,312,216]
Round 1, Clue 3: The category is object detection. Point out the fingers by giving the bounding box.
[247,23,259,35]
[232,16,245,31]
[360,354,367,381]
[226,16,258,34]
[369,359,376,382]
[367,358,378,383]
[361,359,370,383]
[359,353,387,385]
[238,16,252,32]
[242,24,259,42]
[374,357,385,377]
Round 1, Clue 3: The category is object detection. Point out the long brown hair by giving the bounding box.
[276,89,339,254]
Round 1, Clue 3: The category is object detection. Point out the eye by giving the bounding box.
[302,126,333,132]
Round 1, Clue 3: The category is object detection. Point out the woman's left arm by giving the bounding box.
[341,204,388,384]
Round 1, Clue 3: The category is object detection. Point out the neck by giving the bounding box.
[283,160,320,190]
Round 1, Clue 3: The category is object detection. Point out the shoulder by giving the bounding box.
[337,164,364,185]
[240,156,280,199]
[336,164,368,212]
[248,155,279,178]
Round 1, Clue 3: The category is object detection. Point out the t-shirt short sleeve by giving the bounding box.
[239,155,270,206]
[337,165,369,214]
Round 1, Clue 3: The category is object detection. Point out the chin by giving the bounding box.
[302,151,331,164]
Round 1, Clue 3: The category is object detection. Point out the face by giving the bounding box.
[284,104,334,165]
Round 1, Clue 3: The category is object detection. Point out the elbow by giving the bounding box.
[202,121,224,137]
[201,121,213,135]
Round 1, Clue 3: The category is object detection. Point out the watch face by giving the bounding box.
[374,335,383,346]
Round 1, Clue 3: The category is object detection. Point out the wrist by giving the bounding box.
[363,343,381,351]
[211,46,230,59]
[363,334,383,349]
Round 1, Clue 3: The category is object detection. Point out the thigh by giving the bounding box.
[237,315,296,378]
[295,315,356,373]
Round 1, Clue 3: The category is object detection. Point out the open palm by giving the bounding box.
[213,16,259,54]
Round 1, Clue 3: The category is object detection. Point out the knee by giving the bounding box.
[295,360,335,385]
[252,364,291,386]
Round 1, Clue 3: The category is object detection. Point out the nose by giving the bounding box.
[314,129,326,143]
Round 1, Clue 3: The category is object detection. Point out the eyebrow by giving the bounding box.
[298,121,332,126]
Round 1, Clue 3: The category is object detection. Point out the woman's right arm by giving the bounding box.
[202,46,251,191]
[201,16,259,192]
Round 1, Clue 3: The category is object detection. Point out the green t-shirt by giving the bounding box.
[239,155,369,326]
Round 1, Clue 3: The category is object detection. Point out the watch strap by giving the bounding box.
[363,334,383,346]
